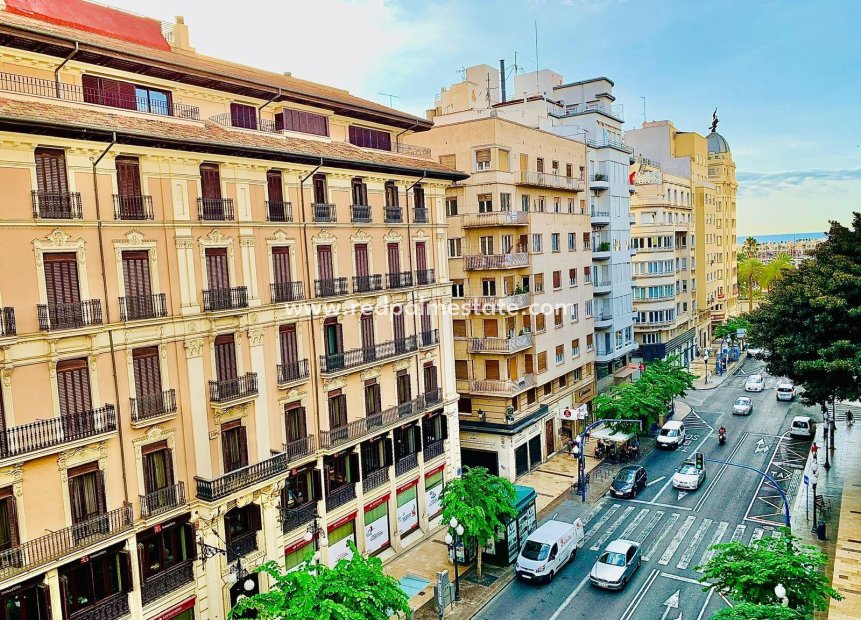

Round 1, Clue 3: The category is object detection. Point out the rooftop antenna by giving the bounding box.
[534,20,540,94]
[457,66,467,81]
[379,92,400,107]
[486,72,492,108]
[641,96,646,125]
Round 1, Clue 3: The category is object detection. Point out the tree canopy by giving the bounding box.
[714,317,752,342]
[709,603,802,620]
[747,214,861,407]
[228,541,410,620]
[440,466,517,577]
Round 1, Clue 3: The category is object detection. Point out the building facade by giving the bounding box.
[407,115,597,482]
[706,129,739,318]
[0,3,464,620]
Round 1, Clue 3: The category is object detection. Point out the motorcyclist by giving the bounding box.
[718,426,727,444]
[719,426,726,436]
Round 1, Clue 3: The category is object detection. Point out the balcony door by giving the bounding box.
[354,244,369,279]
[44,252,81,308]
[420,302,431,335]
[386,243,400,275]
[67,462,106,526]
[285,406,307,444]
[115,156,142,197]
[413,186,425,209]
[279,324,299,368]
[214,334,238,383]
[35,148,69,194]
[122,250,153,319]
[328,391,347,429]
[205,248,230,291]
[57,358,92,430]
[423,363,439,394]
[317,245,334,281]
[230,102,258,130]
[200,164,222,200]
[0,488,19,553]
[415,242,427,273]
[483,319,499,338]
[142,440,174,495]
[312,174,327,203]
[351,178,368,205]
[396,370,411,405]
[221,420,249,473]
[272,246,292,287]
[133,347,163,415]
[384,181,399,207]
[360,313,375,362]
[393,308,406,344]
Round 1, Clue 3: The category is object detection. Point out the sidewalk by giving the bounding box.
[691,354,745,390]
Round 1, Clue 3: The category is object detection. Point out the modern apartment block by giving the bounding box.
[706,128,739,318]
[407,107,597,481]
[0,2,464,620]
[628,160,697,364]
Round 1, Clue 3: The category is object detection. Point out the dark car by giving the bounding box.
[610,466,647,499]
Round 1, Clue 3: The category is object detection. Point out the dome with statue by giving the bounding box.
[707,132,730,153]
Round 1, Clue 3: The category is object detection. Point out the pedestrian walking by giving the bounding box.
[848,409,855,428]
[811,442,819,460]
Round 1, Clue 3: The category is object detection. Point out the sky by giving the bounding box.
[103,0,861,235]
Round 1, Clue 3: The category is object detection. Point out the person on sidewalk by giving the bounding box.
[811,442,819,460]
[848,410,855,428]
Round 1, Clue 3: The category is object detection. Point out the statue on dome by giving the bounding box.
[710,108,719,133]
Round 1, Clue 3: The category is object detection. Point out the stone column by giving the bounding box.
[175,236,199,315]
[185,337,212,479]
[240,236,260,306]
[126,535,144,619]
[248,328,270,461]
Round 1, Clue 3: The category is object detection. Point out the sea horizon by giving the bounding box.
[736,231,827,244]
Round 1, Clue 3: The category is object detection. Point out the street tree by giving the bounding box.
[742,236,759,259]
[747,214,861,409]
[738,257,765,313]
[440,466,517,578]
[714,317,752,343]
[228,541,410,620]
[709,603,802,620]
[696,531,842,615]
[760,252,793,293]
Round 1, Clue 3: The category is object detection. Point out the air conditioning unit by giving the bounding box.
[517,378,526,388]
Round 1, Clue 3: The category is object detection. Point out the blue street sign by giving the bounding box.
[803,475,809,485]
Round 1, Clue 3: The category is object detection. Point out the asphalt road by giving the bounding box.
[475,357,816,620]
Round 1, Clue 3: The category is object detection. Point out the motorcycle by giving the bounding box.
[718,429,727,446]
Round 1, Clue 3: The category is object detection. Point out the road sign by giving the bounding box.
[803,475,810,485]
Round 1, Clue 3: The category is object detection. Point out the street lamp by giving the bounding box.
[302,510,328,560]
[810,464,819,534]
[199,537,255,591]
[774,583,789,607]
[445,517,465,601]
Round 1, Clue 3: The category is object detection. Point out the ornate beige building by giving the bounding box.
[706,128,739,317]
[0,2,463,620]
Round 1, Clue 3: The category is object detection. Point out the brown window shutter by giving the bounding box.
[121,250,152,298]
[115,157,142,196]
[279,324,298,366]
[58,575,70,620]
[94,469,106,514]
[238,426,249,468]
[453,320,467,338]
[354,244,369,278]
[249,504,262,531]
[415,242,427,271]
[272,246,292,285]
[475,149,491,163]
[35,148,69,194]
[57,358,91,416]
[393,310,405,341]
[183,523,197,560]
[230,102,258,130]
[439,154,456,169]
[199,164,222,199]
[316,245,333,280]
[36,583,52,619]
[132,347,161,400]
[164,448,174,486]
[386,243,400,273]
[485,360,500,380]
[267,170,284,202]
[141,440,168,456]
[44,253,81,306]
[118,549,133,593]
[205,248,229,290]
[214,335,237,382]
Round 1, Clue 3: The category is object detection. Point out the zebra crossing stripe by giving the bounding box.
[584,504,620,542]
[635,511,665,544]
[771,529,782,538]
[730,524,747,543]
[582,502,605,526]
[591,506,636,551]
[676,518,712,570]
[750,528,764,543]
[621,508,650,540]
[658,515,696,566]
[644,513,680,561]
[697,521,729,572]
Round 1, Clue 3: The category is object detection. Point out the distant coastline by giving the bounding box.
[736,232,827,244]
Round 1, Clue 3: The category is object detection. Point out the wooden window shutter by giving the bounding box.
[57,358,91,416]
[238,425,249,468]
[115,157,142,197]
[347,452,360,483]
[249,503,262,531]
[311,469,323,500]
[205,248,229,290]
[475,149,491,163]
[272,246,292,285]
[199,164,222,200]
[133,347,162,400]
[183,523,198,560]
[439,154,456,169]
[230,102,258,130]
[453,320,467,338]
[455,360,468,380]
[354,244,369,278]
[485,360,500,380]
[94,469,107,514]
[279,324,298,366]
[36,583,52,620]
[35,148,69,194]
[58,575,70,620]
[119,549,134,592]
[121,250,152,298]
[214,335,237,382]
[266,170,284,202]
[44,252,81,306]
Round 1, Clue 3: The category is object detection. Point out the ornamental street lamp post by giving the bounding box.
[774,583,789,607]
[445,517,465,601]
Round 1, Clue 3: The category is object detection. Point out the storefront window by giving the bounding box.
[138,520,195,581]
[326,521,355,567]
[0,581,49,620]
[284,542,314,572]
[396,486,419,537]
[60,548,129,616]
[424,472,444,519]
[364,502,390,555]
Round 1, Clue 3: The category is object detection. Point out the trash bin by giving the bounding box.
[817,520,826,540]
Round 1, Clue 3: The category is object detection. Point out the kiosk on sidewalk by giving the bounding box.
[482,485,538,566]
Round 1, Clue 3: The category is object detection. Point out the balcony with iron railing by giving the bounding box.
[467,332,533,354]
[461,373,536,396]
[553,101,624,123]
[37,300,102,331]
[353,274,383,294]
[319,336,417,374]
[423,439,445,462]
[31,190,82,219]
[635,318,675,328]
[226,531,258,562]
[392,142,432,159]
[197,197,234,221]
[312,203,337,222]
[413,207,429,223]
[386,271,413,289]
[196,449,288,502]
[350,204,372,223]
[139,482,186,519]
[113,194,153,220]
[315,277,349,298]
[462,211,529,228]
[266,201,293,222]
[320,389,442,450]
[586,137,634,153]
[277,360,310,385]
[395,453,419,477]
[130,389,177,424]
[420,329,439,348]
[280,501,317,534]
[464,253,529,270]
[362,467,389,493]
[0,405,117,463]
[594,312,614,328]
[141,560,194,607]
[209,112,278,134]
[119,293,167,321]
[326,483,357,511]
[519,170,585,191]
[592,280,612,294]
[282,435,316,463]
[271,281,305,303]
[0,502,132,581]
[590,208,611,225]
[384,206,403,223]
[0,71,200,119]
[467,293,532,313]
[415,269,435,286]
[208,372,258,404]
[0,307,16,337]
[203,287,248,311]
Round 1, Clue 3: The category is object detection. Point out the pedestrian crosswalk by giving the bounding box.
[581,502,774,574]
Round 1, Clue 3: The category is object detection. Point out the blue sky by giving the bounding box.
[108,0,861,235]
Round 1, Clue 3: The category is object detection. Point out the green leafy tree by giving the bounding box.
[696,531,842,615]
[440,466,516,578]
[709,603,802,620]
[228,541,410,620]
[738,257,765,313]
[747,214,861,409]
[714,317,752,342]
[760,253,793,293]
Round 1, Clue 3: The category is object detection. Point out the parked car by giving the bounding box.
[790,416,815,438]
[776,382,795,402]
[656,421,686,449]
[744,374,764,392]
[733,396,753,416]
[590,539,641,590]
[747,347,764,358]
[515,518,585,583]
[672,458,706,490]
[610,466,647,499]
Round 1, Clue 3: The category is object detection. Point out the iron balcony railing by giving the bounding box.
[0,71,200,119]
[68,588,129,620]
[423,439,445,462]
[395,453,419,477]
[386,271,413,289]
[462,211,529,228]
[277,360,310,385]
[464,253,528,270]
[464,373,536,396]
[226,532,258,562]
[315,278,348,298]
[519,170,585,191]
[0,405,116,460]
[37,300,103,331]
[325,484,356,511]
[209,112,278,133]
[139,482,186,519]
[113,194,154,220]
[141,560,194,607]
[384,206,403,223]
[467,333,533,354]
[319,389,441,449]
[362,468,389,493]
[413,207,429,223]
[196,450,288,502]
[129,389,177,423]
[587,137,634,153]
[119,293,167,321]
[31,191,82,219]
[591,209,611,218]
[209,372,258,403]
[283,435,316,462]
[0,307,15,337]
[197,197,234,221]
[353,274,382,294]
[203,287,248,311]
[415,269,435,286]
[0,502,132,581]
[420,329,439,348]
[319,336,417,374]
[558,101,624,122]
[350,204,372,223]
[266,200,293,222]
[271,281,305,303]
[392,142,431,158]
[279,501,317,534]
[468,293,532,312]
[312,203,337,222]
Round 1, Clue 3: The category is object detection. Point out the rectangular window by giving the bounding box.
[536,158,544,173]
[585,299,593,317]
[485,360,500,381]
[554,308,563,327]
[532,234,542,253]
[439,154,456,169]
[0,488,19,552]
[555,345,564,364]
[571,339,580,357]
[521,195,530,212]
[478,193,493,213]
[396,371,412,405]
[451,281,464,298]
[230,102,258,130]
[586,334,594,351]
[349,125,392,151]
[328,391,348,429]
[364,382,382,416]
[60,549,129,617]
[570,303,579,322]
[551,233,560,253]
[115,156,142,198]
[568,233,576,251]
[221,421,249,472]
[142,441,174,494]
[534,273,544,293]
[500,193,512,211]
[277,108,329,136]
[455,360,469,380]
[67,463,106,525]
[448,238,462,258]
[475,149,491,171]
[537,351,547,373]
[139,521,195,582]
[445,197,458,216]
[584,266,592,284]
[479,236,494,255]
[535,313,546,332]
[35,147,69,194]
[82,74,137,110]
[552,271,561,290]
[199,163,222,200]
[569,268,577,287]
[566,163,573,177]
[133,346,163,409]
[57,358,92,417]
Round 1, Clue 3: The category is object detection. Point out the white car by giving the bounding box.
[776,382,795,401]
[747,347,764,359]
[672,460,706,490]
[744,374,764,392]
[733,397,753,415]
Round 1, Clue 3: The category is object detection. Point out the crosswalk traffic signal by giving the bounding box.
[696,452,704,470]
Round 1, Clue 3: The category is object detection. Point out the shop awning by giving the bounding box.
[614,366,637,380]
[590,427,634,443]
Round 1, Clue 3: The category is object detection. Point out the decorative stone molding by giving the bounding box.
[350,229,372,243]
[239,237,256,248]
[435,232,447,241]
[33,229,86,269]
[0,464,24,497]
[255,484,282,509]
[393,359,412,371]
[213,403,247,426]
[322,377,347,392]
[1,369,11,388]
[58,441,109,482]
[422,351,437,363]
[184,337,205,358]
[360,367,381,381]
[175,238,194,250]
[384,229,403,242]
[248,327,265,347]
[267,230,292,244]
[311,230,336,243]
[412,229,429,241]
[132,426,177,464]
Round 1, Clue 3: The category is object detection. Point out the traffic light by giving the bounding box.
[696,452,704,470]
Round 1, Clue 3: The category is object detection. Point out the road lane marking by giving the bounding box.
[621,508,650,539]
[635,510,665,543]
[696,588,716,620]
[750,528,764,543]
[697,521,729,571]
[660,571,704,585]
[644,513,680,561]
[659,515,696,566]
[771,529,782,538]
[546,573,591,620]
[591,505,635,551]
[677,518,712,569]
[652,432,713,503]
[646,476,666,487]
[618,568,660,620]
[730,524,747,543]
[626,498,693,511]
[584,503,619,542]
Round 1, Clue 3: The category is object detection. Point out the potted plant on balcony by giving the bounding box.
[594,173,608,182]
[598,241,611,252]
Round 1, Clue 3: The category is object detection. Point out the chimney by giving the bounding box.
[499,59,506,103]
[170,16,194,51]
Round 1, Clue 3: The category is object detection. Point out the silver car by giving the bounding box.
[590,539,641,590]
[733,396,753,415]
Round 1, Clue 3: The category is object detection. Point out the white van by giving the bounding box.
[515,518,585,583]
[790,416,815,438]
[776,382,795,401]
[657,421,686,449]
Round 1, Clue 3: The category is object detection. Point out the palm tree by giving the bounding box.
[738,257,765,313]
[760,252,793,292]
[742,236,758,260]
